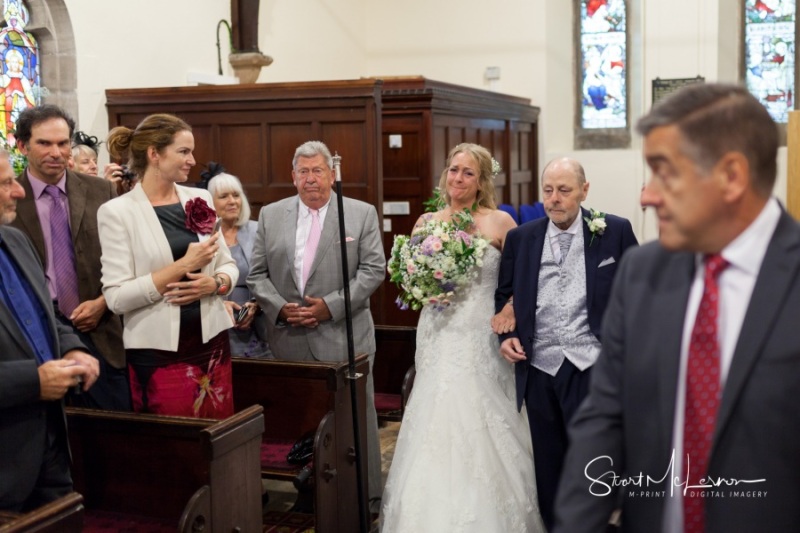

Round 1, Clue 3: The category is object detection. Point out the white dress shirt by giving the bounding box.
[546,213,582,264]
[662,197,781,532]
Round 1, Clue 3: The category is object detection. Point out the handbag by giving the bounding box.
[286,432,314,466]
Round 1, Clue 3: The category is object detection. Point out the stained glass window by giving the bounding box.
[0,0,39,149]
[745,0,796,124]
[579,0,627,129]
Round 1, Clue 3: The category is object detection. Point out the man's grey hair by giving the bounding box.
[293,141,333,169]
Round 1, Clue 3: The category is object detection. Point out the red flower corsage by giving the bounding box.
[184,197,217,235]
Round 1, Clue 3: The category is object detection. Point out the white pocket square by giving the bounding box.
[598,257,616,268]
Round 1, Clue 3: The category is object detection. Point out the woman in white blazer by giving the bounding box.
[98,114,238,418]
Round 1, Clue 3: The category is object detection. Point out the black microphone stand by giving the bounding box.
[332,152,369,533]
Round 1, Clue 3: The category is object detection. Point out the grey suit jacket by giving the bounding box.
[555,210,800,532]
[11,169,124,368]
[247,193,385,361]
[0,226,86,506]
[234,220,267,342]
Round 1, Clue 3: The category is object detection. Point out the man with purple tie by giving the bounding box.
[10,105,129,411]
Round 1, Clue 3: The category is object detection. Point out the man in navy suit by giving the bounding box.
[0,148,98,511]
[496,157,637,529]
[555,84,800,532]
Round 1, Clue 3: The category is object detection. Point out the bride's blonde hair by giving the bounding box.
[437,143,497,210]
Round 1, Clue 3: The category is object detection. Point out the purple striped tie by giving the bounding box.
[45,185,80,316]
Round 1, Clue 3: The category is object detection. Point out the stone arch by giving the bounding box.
[23,0,77,116]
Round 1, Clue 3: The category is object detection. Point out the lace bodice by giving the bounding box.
[414,246,510,387]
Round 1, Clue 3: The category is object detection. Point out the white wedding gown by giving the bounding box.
[381,246,544,532]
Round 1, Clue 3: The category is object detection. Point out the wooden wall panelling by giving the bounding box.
[106,80,384,213]
[106,77,538,327]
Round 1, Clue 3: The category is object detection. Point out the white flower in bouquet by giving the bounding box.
[388,210,489,311]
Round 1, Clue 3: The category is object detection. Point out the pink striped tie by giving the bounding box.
[45,185,80,316]
[302,209,321,287]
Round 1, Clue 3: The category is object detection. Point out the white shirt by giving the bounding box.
[546,213,582,264]
[294,199,330,295]
[662,198,781,532]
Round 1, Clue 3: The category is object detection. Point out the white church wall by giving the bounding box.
[62,0,368,149]
[63,0,229,144]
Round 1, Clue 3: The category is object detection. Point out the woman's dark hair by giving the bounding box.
[107,114,191,177]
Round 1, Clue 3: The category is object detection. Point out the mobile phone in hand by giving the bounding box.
[236,305,249,323]
[213,218,222,235]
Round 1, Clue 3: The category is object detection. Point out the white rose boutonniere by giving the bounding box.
[583,208,607,246]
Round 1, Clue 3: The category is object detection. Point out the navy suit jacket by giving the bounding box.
[496,207,638,410]
[0,226,85,508]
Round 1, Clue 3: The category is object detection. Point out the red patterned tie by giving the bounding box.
[683,253,728,532]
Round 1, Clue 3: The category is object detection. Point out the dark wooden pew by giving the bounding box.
[66,404,264,533]
[0,492,83,532]
[231,354,370,533]
[373,325,417,422]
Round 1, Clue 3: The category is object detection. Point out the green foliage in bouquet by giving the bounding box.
[388,210,488,311]
[0,131,27,175]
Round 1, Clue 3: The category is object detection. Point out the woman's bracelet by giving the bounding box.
[213,275,229,296]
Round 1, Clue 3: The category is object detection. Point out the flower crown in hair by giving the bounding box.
[198,161,226,190]
[73,131,101,152]
[491,158,502,179]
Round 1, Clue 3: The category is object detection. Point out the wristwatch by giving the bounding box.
[214,275,228,295]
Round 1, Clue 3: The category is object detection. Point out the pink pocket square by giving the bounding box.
[345,237,355,242]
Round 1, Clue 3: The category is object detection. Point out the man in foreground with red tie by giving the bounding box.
[554,83,800,532]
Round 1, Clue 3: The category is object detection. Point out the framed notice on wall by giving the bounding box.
[652,77,705,105]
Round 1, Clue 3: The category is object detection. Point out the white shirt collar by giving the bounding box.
[299,197,331,218]
[547,211,582,238]
[697,197,781,277]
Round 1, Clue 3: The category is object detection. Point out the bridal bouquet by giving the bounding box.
[388,210,489,311]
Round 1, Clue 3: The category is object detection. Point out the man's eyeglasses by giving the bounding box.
[295,167,328,179]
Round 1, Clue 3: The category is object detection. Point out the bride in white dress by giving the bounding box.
[381,144,544,532]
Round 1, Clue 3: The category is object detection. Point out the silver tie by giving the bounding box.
[557,232,573,265]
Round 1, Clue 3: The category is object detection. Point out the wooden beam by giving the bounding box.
[788,111,800,220]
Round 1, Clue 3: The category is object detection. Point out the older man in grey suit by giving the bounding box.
[0,148,98,512]
[247,140,385,508]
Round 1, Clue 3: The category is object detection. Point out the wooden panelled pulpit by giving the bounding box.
[788,110,800,220]
[105,77,540,326]
[378,77,540,325]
